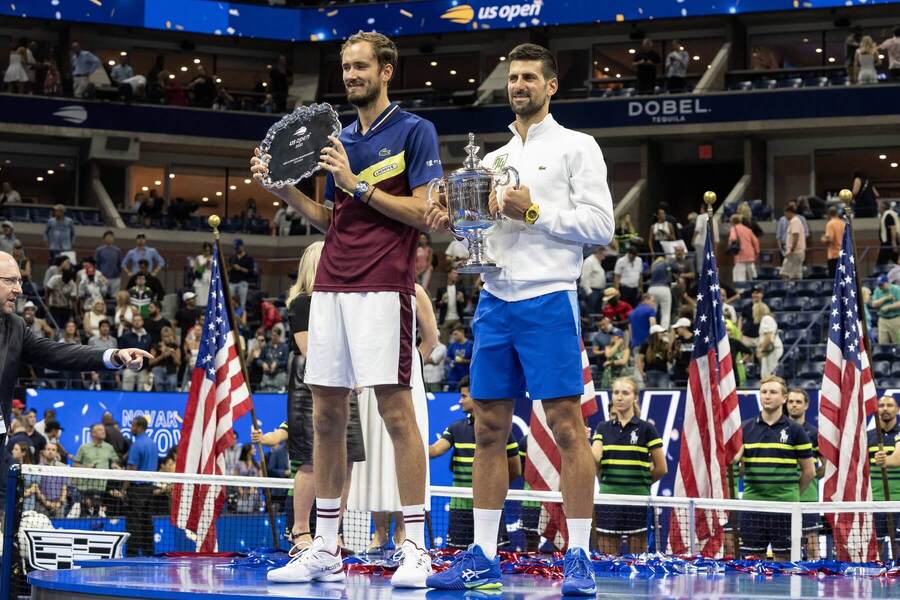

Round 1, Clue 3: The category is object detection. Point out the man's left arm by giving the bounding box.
[512,137,615,246]
[319,121,443,229]
[22,327,148,372]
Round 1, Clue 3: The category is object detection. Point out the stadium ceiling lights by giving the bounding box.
[892,162,899,168]
[879,154,887,160]
[243,178,251,184]
[468,78,475,83]
[202,197,209,202]
[450,70,457,75]
[229,185,237,190]
[215,191,223,197]
[169,173,175,179]
[180,66,188,72]
[47,170,54,175]
[273,201,280,206]
[194,58,201,64]
[425,81,433,86]
[815,48,823,53]
[120,51,127,56]
[36,176,44,182]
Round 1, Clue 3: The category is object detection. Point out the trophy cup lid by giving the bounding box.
[462,133,481,170]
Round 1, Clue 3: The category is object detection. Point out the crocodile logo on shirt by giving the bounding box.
[378,147,391,157]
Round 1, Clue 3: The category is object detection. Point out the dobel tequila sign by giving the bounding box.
[627,98,711,124]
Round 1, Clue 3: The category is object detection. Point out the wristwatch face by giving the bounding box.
[355,181,369,195]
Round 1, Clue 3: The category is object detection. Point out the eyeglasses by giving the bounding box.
[0,276,23,286]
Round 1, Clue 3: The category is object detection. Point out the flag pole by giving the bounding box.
[839,189,897,557]
[704,190,741,556]
[207,214,280,549]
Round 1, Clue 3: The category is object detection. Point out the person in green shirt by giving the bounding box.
[868,395,900,556]
[591,376,667,555]
[872,276,900,344]
[787,388,824,560]
[73,423,121,517]
[734,375,814,561]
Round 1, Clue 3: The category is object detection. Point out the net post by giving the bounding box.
[1,464,21,600]
[688,499,696,556]
[790,504,803,562]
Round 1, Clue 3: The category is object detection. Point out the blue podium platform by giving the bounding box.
[26,557,900,600]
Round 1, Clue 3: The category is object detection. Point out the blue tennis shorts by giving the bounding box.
[470,290,584,401]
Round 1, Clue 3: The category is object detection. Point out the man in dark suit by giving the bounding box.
[436,268,467,337]
[0,251,151,446]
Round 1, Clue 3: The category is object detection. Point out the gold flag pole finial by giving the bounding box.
[208,214,222,238]
[703,191,717,218]
[838,188,853,205]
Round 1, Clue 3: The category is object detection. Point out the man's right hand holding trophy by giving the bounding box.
[424,133,518,274]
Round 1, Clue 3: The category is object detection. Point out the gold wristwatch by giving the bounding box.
[524,203,540,225]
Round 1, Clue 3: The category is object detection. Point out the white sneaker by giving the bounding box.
[267,537,344,583]
[390,540,432,588]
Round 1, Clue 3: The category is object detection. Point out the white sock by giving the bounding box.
[401,504,426,549]
[314,497,341,553]
[567,518,592,553]
[473,508,502,560]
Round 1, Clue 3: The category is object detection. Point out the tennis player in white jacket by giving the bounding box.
[425,43,614,596]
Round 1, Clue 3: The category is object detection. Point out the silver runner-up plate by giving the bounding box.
[258,103,342,189]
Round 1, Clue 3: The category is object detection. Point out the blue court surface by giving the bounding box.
[26,557,900,600]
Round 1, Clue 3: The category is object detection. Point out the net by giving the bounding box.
[5,464,900,598]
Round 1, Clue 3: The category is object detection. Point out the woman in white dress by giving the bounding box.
[3,46,29,93]
[348,284,438,552]
[856,36,880,84]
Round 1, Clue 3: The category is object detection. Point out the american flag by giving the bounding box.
[818,224,878,563]
[524,339,597,548]
[171,244,252,552]
[669,224,742,557]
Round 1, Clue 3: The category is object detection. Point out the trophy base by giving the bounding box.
[457,263,501,275]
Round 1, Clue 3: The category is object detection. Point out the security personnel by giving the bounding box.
[737,375,814,561]
[429,377,520,548]
[591,376,666,555]
[787,388,823,559]
[869,395,900,554]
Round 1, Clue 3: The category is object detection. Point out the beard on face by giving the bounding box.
[346,79,381,108]
[509,89,546,117]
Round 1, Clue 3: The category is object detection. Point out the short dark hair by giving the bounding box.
[132,415,149,430]
[103,230,114,237]
[452,326,465,335]
[341,31,398,74]
[507,43,558,80]
[98,319,110,328]
[788,388,809,404]
[458,376,470,390]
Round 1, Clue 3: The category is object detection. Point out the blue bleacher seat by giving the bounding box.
[782,297,806,311]
[793,281,820,297]
[735,298,752,314]
[798,361,825,380]
[222,217,243,233]
[794,314,815,330]
[804,76,829,87]
[779,313,797,329]
[758,266,779,280]
[777,77,803,89]
[872,345,896,362]
[8,206,31,222]
[830,74,849,86]
[874,361,892,377]
[799,379,821,390]
[809,345,827,362]
[730,80,753,91]
[783,329,804,345]
[32,207,51,221]
[806,295,829,311]
[753,78,777,89]
[768,297,784,311]
[765,281,789,298]
[808,266,830,279]
[82,211,101,226]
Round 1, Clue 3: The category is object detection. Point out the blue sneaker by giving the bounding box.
[560,547,596,596]
[425,544,502,590]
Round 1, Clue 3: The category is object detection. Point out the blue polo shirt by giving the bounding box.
[318,102,442,295]
[127,432,158,474]
[741,413,812,502]
[628,303,656,348]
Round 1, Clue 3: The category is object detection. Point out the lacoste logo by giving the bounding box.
[379,147,391,157]
[538,165,547,170]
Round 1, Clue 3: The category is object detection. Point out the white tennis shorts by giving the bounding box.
[305,291,417,389]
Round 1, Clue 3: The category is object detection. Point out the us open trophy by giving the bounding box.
[427,133,519,274]
[257,103,342,189]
